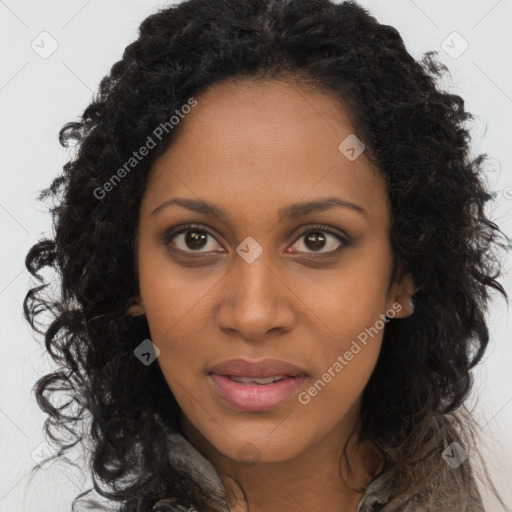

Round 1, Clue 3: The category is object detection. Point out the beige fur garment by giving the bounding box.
[149,431,486,512]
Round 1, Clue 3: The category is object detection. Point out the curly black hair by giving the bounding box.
[23,0,510,510]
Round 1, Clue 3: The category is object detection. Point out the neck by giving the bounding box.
[180,409,384,512]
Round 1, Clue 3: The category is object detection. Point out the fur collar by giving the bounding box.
[150,431,485,512]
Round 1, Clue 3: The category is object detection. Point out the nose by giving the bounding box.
[215,255,296,342]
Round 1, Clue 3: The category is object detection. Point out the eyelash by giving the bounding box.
[161,223,350,257]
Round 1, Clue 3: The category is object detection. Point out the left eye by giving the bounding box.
[163,224,348,255]
[288,227,347,255]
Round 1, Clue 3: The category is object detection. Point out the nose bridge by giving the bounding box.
[232,231,278,298]
[234,251,274,299]
[216,247,294,340]
[231,248,279,313]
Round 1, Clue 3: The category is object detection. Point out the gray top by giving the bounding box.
[148,432,486,512]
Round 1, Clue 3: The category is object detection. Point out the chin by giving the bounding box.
[207,424,310,464]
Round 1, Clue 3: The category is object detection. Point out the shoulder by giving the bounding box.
[356,461,485,512]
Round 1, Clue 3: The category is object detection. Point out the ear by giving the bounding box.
[387,270,415,318]
[127,295,145,316]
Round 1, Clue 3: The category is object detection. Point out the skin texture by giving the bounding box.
[128,79,414,512]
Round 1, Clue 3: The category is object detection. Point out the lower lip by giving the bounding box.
[208,374,306,412]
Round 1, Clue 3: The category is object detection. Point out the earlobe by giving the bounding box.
[127,296,145,316]
[389,272,416,318]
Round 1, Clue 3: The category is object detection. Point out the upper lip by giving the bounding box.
[207,358,308,378]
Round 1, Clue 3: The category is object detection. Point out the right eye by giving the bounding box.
[162,223,225,254]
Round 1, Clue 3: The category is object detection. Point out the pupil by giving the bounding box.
[306,231,325,251]
[185,230,207,250]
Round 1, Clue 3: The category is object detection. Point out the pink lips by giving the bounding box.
[207,358,308,412]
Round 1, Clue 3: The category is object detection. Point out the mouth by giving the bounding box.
[206,358,309,412]
[223,375,292,385]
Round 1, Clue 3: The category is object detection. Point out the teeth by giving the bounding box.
[229,375,288,385]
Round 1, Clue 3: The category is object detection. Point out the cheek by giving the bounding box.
[293,244,391,391]
[297,345,381,432]
[137,241,210,340]
[140,275,210,377]
[295,243,392,334]
[135,254,211,392]
[297,307,385,423]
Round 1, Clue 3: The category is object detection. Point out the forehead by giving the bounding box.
[168,78,360,159]
[142,78,388,225]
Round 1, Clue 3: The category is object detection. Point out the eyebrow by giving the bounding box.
[150,196,367,220]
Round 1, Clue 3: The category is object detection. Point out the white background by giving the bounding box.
[1,1,511,510]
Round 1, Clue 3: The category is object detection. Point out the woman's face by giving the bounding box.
[130,79,413,464]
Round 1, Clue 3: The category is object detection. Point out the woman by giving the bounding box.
[24,0,510,510]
